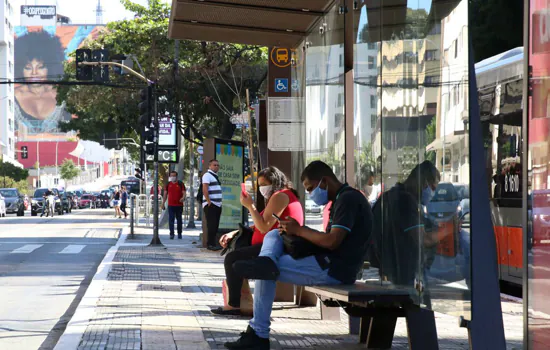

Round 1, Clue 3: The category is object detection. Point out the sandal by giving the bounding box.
[210,307,242,316]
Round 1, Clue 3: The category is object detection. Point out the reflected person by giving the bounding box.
[370,161,440,286]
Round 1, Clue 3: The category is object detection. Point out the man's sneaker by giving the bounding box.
[170,235,175,240]
[177,234,182,239]
[233,256,280,281]
[224,325,269,349]
[207,245,222,251]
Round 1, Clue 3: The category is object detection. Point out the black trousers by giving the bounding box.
[203,204,222,246]
[120,203,127,217]
[224,244,262,307]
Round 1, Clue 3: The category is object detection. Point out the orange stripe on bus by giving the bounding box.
[494,226,523,268]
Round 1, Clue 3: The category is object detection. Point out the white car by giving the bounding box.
[0,195,6,217]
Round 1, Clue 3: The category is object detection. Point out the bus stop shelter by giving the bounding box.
[168,1,507,349]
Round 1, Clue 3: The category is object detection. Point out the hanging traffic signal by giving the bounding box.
[139,86,153,127]
[75,49,92,81]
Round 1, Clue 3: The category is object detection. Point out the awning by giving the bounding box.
[426,134,464,152]
[168,0,335,48]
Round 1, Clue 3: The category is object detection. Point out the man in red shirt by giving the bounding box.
[161,171,186,239]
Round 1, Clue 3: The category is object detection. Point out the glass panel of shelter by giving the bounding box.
[353,0,471,319]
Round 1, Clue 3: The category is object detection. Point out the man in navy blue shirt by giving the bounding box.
[225,161,373,350]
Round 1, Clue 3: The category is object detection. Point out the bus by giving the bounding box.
[475,47,524,286]
[121,179,141,196]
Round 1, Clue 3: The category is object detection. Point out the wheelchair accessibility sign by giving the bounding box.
[274,78,289,93]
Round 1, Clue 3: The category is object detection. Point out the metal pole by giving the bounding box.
[187,129,196,228]
[150,83,162,245]
[246,89,255,201]
[130,194,135,237]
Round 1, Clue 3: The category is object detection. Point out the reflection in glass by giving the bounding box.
[305,4,345,182]
[528,0,550,347]
[354,0,471,319]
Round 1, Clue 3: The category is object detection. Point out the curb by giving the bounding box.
[53,227,128,350]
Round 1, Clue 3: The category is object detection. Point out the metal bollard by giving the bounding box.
[129,194,136,237]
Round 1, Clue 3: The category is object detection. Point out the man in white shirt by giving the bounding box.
[202,159,223,251]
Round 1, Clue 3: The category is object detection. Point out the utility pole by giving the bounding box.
[246,89,255,200]
[150,84,161,245]
[80,59,161,245]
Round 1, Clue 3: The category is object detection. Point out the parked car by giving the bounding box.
[58,191,72,214]
[424,183,468,258]
[0,194,6,217]
[31,188,63,216]
[79,194,94,208]
[0,188,25,216]
[66,191,79,210]
[305,199,322,214]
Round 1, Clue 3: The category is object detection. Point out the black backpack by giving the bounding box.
[196,172,221,202]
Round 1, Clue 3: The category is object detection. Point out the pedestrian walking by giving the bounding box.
[162,171,186,239]
[120,186,128,219]
[113,189,122,218]
[202,159,223,251]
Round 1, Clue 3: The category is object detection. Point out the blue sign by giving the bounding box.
[274,78,288,93]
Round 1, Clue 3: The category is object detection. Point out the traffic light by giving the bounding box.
[75,49,92,81]
[92,49,110,83]
[21,146,28,159]
[135,167,144,181]
[139,86,153,127]
[144,128,155,156]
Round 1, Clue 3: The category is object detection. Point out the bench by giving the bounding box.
[305,283,439,350]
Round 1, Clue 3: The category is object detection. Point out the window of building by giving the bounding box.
[425,50,439,61]
[54,178,59,185]
[368,56,375,69]
[424,75,439,85]
[370,95,376,108]
[368,42,376,50]
[371,114,377,128]
[337,92,344,107]
[339,54,343,67]
[454,39,458,58]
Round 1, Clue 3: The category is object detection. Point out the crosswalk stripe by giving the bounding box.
[59,245,86,254]
[10,244,43,254]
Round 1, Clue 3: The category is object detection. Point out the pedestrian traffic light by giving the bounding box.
[135,167,144,181]
[21,146,28,159]
[76,49,92,81]
[92,49,110,83]
[139,86,153,127]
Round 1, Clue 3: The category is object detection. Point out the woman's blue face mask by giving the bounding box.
[310,178,329,206]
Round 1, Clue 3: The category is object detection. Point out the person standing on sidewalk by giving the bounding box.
[120,186,128,219]
[202,159,223,251]
[162,171,186,239]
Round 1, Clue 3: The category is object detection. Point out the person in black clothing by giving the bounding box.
[370,160,440,288]
[224,161,372,350]
[41,188,53,217]
[120,187,128,218]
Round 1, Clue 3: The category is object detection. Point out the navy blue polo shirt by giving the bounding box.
[323,184,373,284]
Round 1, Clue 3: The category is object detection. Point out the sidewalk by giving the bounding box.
[56,225,524,350]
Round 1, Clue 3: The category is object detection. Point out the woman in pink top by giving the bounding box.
[212,166,303,316]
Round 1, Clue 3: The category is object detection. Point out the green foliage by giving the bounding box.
[0,177,29,194]
[425,116,436,164]
[355,143,376,186]
[0,160,29,182]
[59,159,80,181]
[470,0,523,62]
[57,0,267,148]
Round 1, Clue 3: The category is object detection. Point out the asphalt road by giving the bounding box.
[0,208,125,350]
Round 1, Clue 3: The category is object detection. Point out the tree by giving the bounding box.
[0,160,29,182]
[57,0,267,148]
[470,0,523,62]
[59,159,80,182]
[425,116,436,164]
[0,177,30,195]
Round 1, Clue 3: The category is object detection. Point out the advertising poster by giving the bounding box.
[14,25,102,141]
[215,140,245,230]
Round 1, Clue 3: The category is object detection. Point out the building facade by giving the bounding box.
[0,0,15,162]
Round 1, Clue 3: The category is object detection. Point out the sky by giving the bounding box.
[12,0,171,26]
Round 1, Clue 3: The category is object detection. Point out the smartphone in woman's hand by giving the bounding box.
[241,183,247,196]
